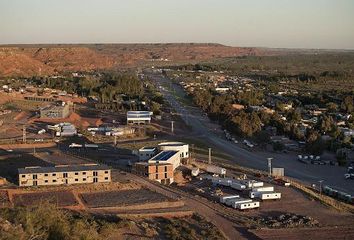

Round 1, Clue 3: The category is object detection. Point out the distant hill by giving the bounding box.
[0,43,269,77]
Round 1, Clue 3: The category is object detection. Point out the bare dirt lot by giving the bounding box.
[80,188,169,208]
[13,191,78,207]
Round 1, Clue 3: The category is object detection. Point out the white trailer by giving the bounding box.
[231,182,247,191]
[236,201,260,210]
[206,165,226,175]
[225,197,252,207]
[220,195,240,204]
[251,186,274,192]
[249,191,281,200]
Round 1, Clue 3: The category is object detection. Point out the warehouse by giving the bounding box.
[126,111,153,124]
[158,142,189,158]
[148,150,181,170]
[40,104,70,119]
[18,164,111,187]
[132,162,174,184]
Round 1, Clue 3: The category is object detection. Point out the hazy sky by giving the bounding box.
[1,0,354,49]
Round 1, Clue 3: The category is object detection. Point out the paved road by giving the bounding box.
[148,72,354,195]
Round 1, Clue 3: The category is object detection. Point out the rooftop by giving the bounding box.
[18,164,110,174]
[158,142,187,147]
[150,150,178,161]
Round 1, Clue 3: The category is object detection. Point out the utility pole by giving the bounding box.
[22,125,26,143]
[267,158,273,177]
[171,121,174,134]
[208,148,212,164]
[114,135,117,146]
[319,180,323,195]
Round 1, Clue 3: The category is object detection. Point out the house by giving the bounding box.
[40,104,71,119]
[132,162,173,184]
[18,164,111,187]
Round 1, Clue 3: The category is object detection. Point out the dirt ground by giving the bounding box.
[12,190,78,207]
[80,188,170,208]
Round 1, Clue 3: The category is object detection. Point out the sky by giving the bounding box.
[0,0,354,49]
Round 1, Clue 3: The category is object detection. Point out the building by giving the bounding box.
[158,142,189,159]
[148,150,181,170]
[127,111,153,124]
[18,164,111,187]
[40,104,70,119]
[138,146,158,161]
[132,162,173,184]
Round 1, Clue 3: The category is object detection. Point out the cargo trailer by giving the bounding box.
[249,191,281,200]
[236,201,260,210]
[241,179,264,188]
[225,197,252,207]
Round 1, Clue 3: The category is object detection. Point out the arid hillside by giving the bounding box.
[0,43,269,77]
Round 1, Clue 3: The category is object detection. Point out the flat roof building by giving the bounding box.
[127,111,153,124]
[148,150,180,170]
[18,164,111,187]
[158,142,189,159]
[132,162,173,184]
[40,104,70,119]
[138,146,158,161]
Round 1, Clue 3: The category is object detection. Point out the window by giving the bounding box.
[75,172,78,175]
[53,180,57,182]
[156,174,159,179]
[44,174,48,177]
[93,178,98,183]
[104,171,108,174]
[33,174,37,180]
[83,178,86,181]
[75,179,78,182]
[52,173,56,176]
[22,175,26,178]
[44,180,48,183]
[33,181,37,186]
[165,166,168,172]
[63,173,68,178]
[93,171,98,176]
[165,173,168,179]
[82,172,86,175]
[104,177,108,180]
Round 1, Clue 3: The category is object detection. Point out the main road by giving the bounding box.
[147,71,354,195]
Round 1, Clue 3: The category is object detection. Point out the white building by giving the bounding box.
[148,150,181,170]
[127,111,153,124]
[158,142,189,159]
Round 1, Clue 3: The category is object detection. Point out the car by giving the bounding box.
[6,149,13,152]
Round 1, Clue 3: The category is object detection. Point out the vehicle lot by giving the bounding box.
[80,188,170,208]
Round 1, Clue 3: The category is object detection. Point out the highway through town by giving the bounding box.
[148,72,354,195]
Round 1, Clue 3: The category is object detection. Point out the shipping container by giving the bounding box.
[220,195,240,204]
[241,179,264,188]
[249,191,281,200]
[236,201,260,210]
[225,197,252,207]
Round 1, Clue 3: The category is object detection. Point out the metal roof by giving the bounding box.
[18,164,110,174]
[151,150,178,161]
